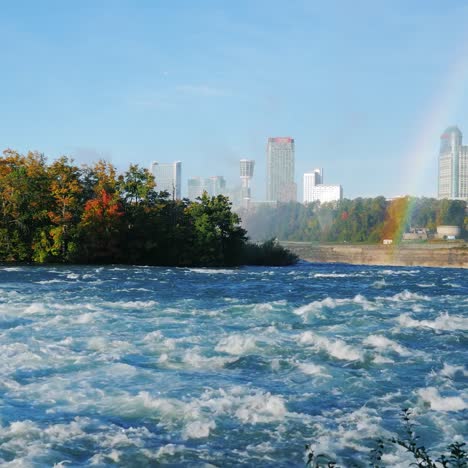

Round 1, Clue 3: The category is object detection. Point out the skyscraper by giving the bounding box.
[240,159,255,208]
[266,137,296,202]
[187,177,204,200]
[205,176,227,197]
[150,161,182,199]
[187,176,226,200]
[438,126,468,200]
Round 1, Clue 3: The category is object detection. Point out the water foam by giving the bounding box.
[296,362,331,377]
[440,363,468,379]
[188,268,236,274]
[313,273,361,278]
[215,335,257,355]
[102,300,157,309]
[363,334,411,356]
[294,294,374,316]
[183,420,216,439]
[388,290,430,302]
[23,303,48,315]
[298,332,363,361]
[397,312,468,331]
[418,387,467,411]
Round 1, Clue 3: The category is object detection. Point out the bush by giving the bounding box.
[241,239,299,266]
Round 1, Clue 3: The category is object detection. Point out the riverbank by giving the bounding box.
[280,241,468,268]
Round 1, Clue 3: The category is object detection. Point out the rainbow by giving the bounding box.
[387,40,468,247]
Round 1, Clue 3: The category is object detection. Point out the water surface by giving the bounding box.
[0,263,466,466]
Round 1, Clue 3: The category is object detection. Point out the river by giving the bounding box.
[0,263,466,466]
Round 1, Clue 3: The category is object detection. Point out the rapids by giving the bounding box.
[0,263,466,466]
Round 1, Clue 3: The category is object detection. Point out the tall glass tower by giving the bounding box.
[266,137,296,202]
[150,161,182,199]
[438,126,468,200]
[240,159,255,208]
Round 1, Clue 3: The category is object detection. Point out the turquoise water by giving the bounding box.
[0,263,466,466]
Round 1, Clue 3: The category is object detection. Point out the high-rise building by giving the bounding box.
[187,176,226,200]
[240,159,255,208]
[266,137,296,202]
[205,176,227,197]
[150,161,182,199]
[303,168,342,204]
[438,126,468,200]
[187,177,204,200]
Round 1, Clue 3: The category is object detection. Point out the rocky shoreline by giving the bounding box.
[281,241,468,268]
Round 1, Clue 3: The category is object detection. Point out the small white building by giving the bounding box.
[303,168,342,203]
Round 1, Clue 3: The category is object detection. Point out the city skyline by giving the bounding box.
[3,2,468,199]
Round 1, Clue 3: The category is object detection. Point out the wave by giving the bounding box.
[102,300,158,309]
[215,335,257,355]
[313,273,363,278]
[397,312,468,331]
[183,420,216,439]
[363,335,411,356]
[372,279,387,288]
[183,350,235,369]
[23,303,48,314]
[252,300,287,312]
[378,269,420,276]
[386,290,431,302]
[294,294,375,316]
[195,387,288,424]
[188,268,237,274]
[105,386,289,431]
[296,362,331,377]
[35,279,66,284]
[298,331,363,361]
[439,363,468,379]
[418,387,467,411]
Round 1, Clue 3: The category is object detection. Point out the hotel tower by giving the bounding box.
[266,137,296,202]
[438,126,468,200]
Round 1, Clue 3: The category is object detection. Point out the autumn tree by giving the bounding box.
[77,161,123,263]
[31,156,83,262]
[0,150,51,261]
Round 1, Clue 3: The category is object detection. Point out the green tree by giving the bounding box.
[188,193,247,266]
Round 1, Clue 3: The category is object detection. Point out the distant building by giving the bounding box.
[187,177,204,200]
[150,161,181,199]
[303,168,342,203]
[436,225,461,239]
[187,176,226,200]
[249,200,278,211]
[266,137,296,202]
[205,176,226,197]
[402,228,429,241]
[438,126,468,200]
[240,159,255,208]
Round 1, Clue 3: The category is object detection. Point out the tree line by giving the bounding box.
[0,150,296,266]
[241,197,467,243]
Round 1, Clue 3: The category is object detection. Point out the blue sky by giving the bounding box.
[2,0,468,199]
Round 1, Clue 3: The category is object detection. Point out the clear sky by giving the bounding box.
[2,0,468,199]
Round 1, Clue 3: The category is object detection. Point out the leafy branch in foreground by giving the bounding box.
[305,408,466,467]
